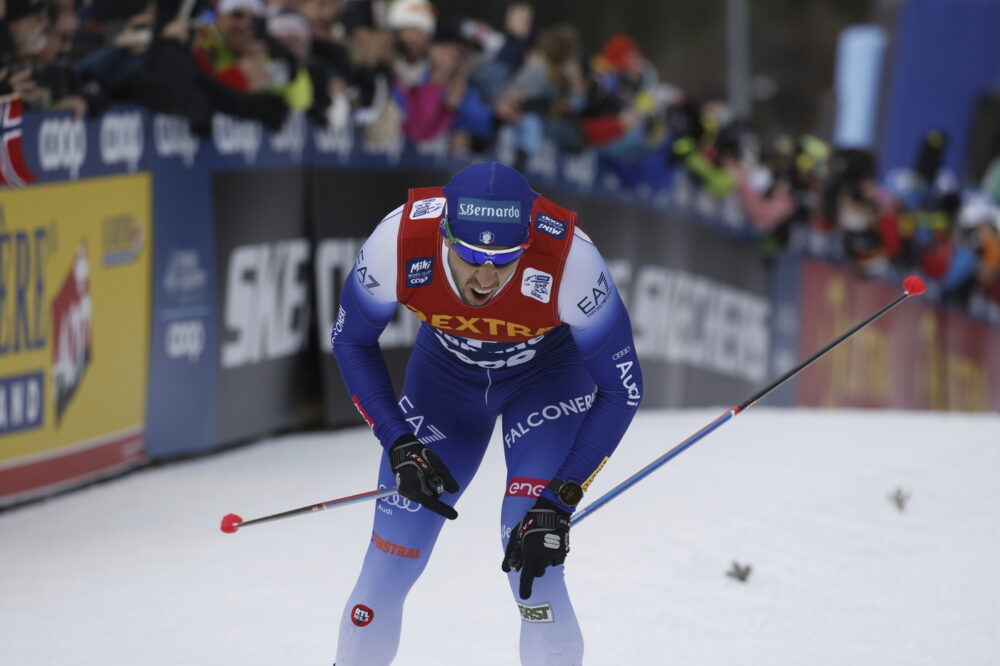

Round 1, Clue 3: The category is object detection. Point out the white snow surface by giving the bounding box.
[2,408,999,666]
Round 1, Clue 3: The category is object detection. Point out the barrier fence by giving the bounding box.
[1,108,997,506]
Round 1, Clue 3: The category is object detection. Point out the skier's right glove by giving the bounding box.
[389,434,459,520]
[501,498,572,599]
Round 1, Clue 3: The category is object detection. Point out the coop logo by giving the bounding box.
[313,122,353,158]
[99,111,144,171]
[534,214,565,239]
[38,117,87,178]
[165,319,205,362]
[269,112,306,159]
[406,256,434,287]
[409,197,445,220]
[52,243,92,423]
[521,268,552,303]
[562,150,597,189]
[456,198,521,223]
[154,115,199,166]
[102,214,144,267]
[162,249,207,305]
[506,478,548,499]
[221,239,311,368]
[351,604,375,627]
[213,114,262,164]
[0,372,44,435]
[518,603,554,623]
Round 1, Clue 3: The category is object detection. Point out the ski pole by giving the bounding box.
[570,274,927,526]
[220,487,399,533]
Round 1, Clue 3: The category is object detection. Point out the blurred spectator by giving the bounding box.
[958,196,1000,303]
[729,132,830,251]
[68,0,287,132]
[266,10,318,113]
[1,0,67,108]
[303,0,345,44]
[385,0,488,147]
[667,99,736,197]
[582,33,673,164]
[885,129,958,212]
[428,12,499,155]
[266,0,303,13]
[822,149,891,275]
[879,129,975,299]
[982,156,1000,204]
[494,24,587,162]
[3,0,49,63]
[192,0,309,112]
[468,2,533,106]
[345,24,396,143]
[302,0,351,126]
[193,0,273,91]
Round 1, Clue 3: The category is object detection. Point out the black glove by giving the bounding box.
[389,434,459,520]
[501,498,571,599]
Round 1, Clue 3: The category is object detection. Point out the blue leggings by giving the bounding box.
[336,343,594,665]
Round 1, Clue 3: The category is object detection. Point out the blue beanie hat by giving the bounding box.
[443,162,537,247]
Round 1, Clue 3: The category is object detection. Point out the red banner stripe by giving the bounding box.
[0,432,145,501]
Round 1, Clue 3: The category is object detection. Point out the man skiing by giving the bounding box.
[331,161,642,665]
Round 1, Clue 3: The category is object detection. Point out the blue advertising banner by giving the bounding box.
[879,0,1000,178]
[20,107,148,184]
[147,112,315,456]
[145,114,217,458]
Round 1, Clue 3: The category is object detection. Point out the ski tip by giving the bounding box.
[903,275,926,296]
[220,513,243,534]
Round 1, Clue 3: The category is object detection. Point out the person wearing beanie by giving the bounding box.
[330,161,643,665]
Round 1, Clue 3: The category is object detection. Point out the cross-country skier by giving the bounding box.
[331,161,643,665]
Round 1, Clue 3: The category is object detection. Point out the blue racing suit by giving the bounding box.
[331,195,642,666]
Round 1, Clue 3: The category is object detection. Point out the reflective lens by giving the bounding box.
[441,218,529,266]
[450,242,525,266]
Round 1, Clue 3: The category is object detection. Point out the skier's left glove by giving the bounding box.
[389,434,460,520]
[501,498,571,599]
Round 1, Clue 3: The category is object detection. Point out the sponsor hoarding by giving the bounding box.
[144,120,217,459]
[795,259,1000,410]
[213,169,319,444]
[0,174,151,504]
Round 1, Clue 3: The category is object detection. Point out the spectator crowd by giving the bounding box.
[2,0,999,318]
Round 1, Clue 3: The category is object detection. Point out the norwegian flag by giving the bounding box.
[0,95,37,187]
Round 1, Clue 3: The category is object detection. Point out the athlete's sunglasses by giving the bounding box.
[440,217,530,266]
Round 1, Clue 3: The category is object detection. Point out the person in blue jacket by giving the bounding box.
[331,161,642,665]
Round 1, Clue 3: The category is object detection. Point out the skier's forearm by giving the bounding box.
[547,306,642,503]
[331,273,410,448]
